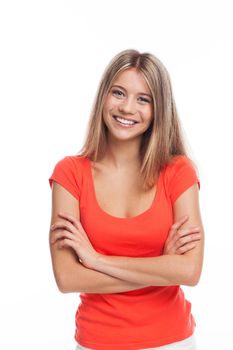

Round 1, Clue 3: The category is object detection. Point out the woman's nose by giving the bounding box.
[119,97,137,115]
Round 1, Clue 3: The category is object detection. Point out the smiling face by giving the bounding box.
[102,68,154,142]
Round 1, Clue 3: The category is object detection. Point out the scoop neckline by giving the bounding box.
[86,157,162,221]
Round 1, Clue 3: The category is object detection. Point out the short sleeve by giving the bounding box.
[48,156,81,201]
[166,155,200,205]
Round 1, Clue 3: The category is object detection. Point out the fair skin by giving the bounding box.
[101,67,154,169]
[49,68,204,292]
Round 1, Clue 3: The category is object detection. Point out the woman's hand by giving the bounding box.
[50,212,101,269]
[163,215,201,255]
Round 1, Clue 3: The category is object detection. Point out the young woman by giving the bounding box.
[48,49,204,350]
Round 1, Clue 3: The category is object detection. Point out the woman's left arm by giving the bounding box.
[93,183,205,286]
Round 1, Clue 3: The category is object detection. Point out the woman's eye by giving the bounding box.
[138,97,151,103]
[111,89,151,103]
[112,89,124,97]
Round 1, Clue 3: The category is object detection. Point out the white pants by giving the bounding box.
[75,333,197,350]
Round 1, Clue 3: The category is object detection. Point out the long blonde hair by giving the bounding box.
[77,49,191,190]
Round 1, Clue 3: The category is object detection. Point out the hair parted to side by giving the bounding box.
[76,49,193,190]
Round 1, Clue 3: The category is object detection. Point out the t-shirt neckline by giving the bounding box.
[86,157,162,221]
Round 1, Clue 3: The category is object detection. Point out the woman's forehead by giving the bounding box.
[112,68,151,95]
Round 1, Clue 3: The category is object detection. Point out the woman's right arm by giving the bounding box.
[49,181,148,294]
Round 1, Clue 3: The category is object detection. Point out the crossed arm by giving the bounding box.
[49,182,204,293]
[92,184,204,287]
[49,182,149,294]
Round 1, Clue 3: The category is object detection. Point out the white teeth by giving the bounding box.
[114,116,136,125]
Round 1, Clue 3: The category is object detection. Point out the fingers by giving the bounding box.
[57,211,76,223]
[50,214,91,250]
[50,217,78,244]
[50,218,89,243]
[58,238,77,251]
[177,242,197,254]
[57,212,86,234]
[174,227,201,242]
[163,222,202,255]
[175,232,201,249]
[168,215,189,240]
[50,230,77,244]
[50,219,73,233]
[57,212,81,229]
[171,215,189,231]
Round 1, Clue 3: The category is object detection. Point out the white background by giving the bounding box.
[0,1,232,349]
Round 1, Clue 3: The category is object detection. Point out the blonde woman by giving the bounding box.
[49,49,204,350]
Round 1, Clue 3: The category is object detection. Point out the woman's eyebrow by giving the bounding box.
[111,84,152,98]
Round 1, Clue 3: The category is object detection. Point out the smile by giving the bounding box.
[112,115,138,128]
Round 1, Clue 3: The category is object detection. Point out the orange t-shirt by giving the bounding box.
[48,154,200,349]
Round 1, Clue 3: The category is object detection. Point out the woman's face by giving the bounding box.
[102,68,154,142]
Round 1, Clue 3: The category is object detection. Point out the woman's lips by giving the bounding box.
[112,115,138,128]
[113,115,138,123]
